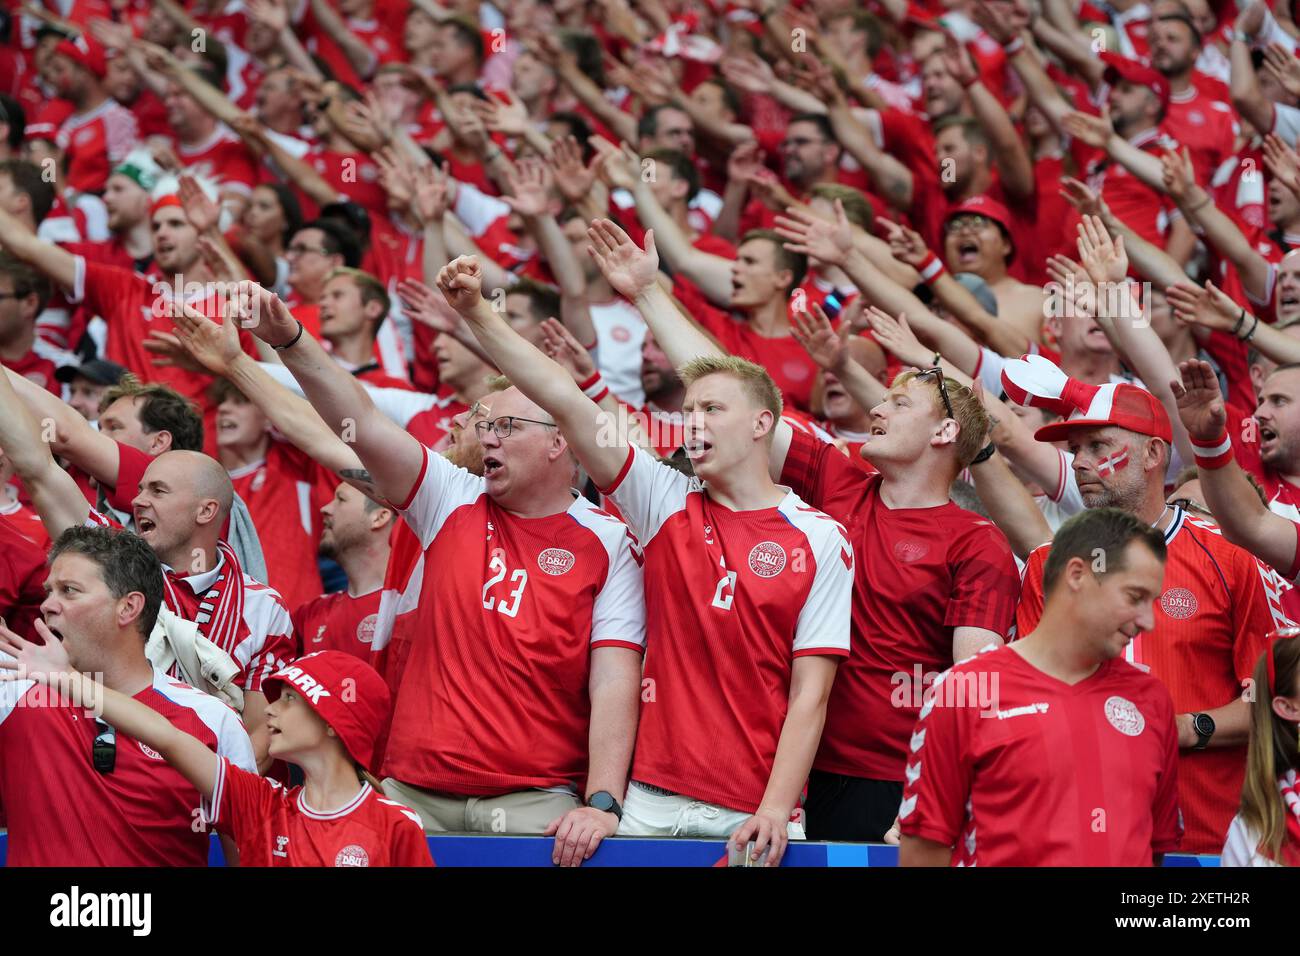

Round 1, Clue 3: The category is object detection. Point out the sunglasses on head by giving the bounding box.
[914,367,955,420]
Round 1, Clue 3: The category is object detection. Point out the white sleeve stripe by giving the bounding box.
[205,755,228,826]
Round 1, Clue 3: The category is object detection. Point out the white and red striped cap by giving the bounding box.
[1001,354,1172,443]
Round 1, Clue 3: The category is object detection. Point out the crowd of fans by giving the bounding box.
[0,0,1298,868]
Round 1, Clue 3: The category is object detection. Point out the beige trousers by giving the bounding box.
[381,778,581,834]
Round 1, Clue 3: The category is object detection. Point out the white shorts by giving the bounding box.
[617,781,806,840]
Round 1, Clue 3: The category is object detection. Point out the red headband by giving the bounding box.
[151,194,183,216]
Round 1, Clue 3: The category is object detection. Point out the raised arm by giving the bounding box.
[968,441,1054,560]
[230,114,340,209]
[1075,216,1195,466]
[0,365,95,538]
[991,23,1076,130]
[945,34,1035,202]
[2,366,122,486]
[1159,146,1272,303]
[0,207,77,291]
[437,255,630,489]
[880,219,1029,359]
[0,622,219,801]
[306,0,377,80]
[600,143,735,306]
[136,41,241,127]
[802,64,913,210]
[233,283,425,507]
[502,158,597,348]
[540,37,637,144]
[1167,280,1300,366]
[1231,4,1276,136]
[1174,359,1299,572]
[789,304,887,414]
[168,301,376,496]
[1060,109,1167,191]
[586,220,725,369]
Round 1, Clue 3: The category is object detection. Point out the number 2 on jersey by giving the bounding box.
[711,569,738,611]
[482,552,528,618]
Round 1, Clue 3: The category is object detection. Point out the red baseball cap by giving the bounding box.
[1100,52,1170,110]
[944,195,1016,261]
[54,35,108,80]
[1000,354,1172,443]
[263,651,392,772]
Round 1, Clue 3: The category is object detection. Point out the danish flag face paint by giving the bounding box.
[1095,446,1130,477]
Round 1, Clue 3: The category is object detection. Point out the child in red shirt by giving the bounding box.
[0,631,432,868]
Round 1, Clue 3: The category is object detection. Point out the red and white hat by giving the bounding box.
[1001,354,1172,443]
[54,35,109,80]
[263,651,392,772]
[945,195,1016,262]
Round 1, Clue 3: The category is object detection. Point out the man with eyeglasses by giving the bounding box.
[1009,358,1292,853]
[936,194,1049,344]
[0,524,256,866]
[734,114,844,237]
[283,219,360,339]
[232,278,646,866]
[0,254,58,396]
[575,221,1017,843]
[438,241,854,866]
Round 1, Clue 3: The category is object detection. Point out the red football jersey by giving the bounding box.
[0,496,50,549]
[175,126,258,197]
[2,348,59,396]
[0,670,256,866]
[1163,87,1238,186]
[1016,507,1290,853]
[405,390,470,452]
[382,448,647,795]
[205,758,432,867]
[292,588,383,661]
[602,445,854,813]
[780,425,1020,781]
[228,440,336,612]
[679,282,821,413]
[58,98,139,193]
[1083,129,1180,247]
[68,257,257,432]
[0,514,47,639]
[899,644,1182,866]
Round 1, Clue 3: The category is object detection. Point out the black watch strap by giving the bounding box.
[587,790,623,820]
[1192,712,1215,750]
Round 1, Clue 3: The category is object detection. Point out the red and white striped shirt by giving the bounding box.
[85,508,296,693]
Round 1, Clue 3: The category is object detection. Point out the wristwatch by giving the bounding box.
[1191,712,1215,750]
[587,791,623,821]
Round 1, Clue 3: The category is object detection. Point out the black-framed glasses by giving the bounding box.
[1168,497,1213,520]
[945,214,993,234]
[915,367,955,420]
[93,718,116,774]
[474,415,557,439]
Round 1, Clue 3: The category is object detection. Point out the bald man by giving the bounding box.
[0,366,293,769]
